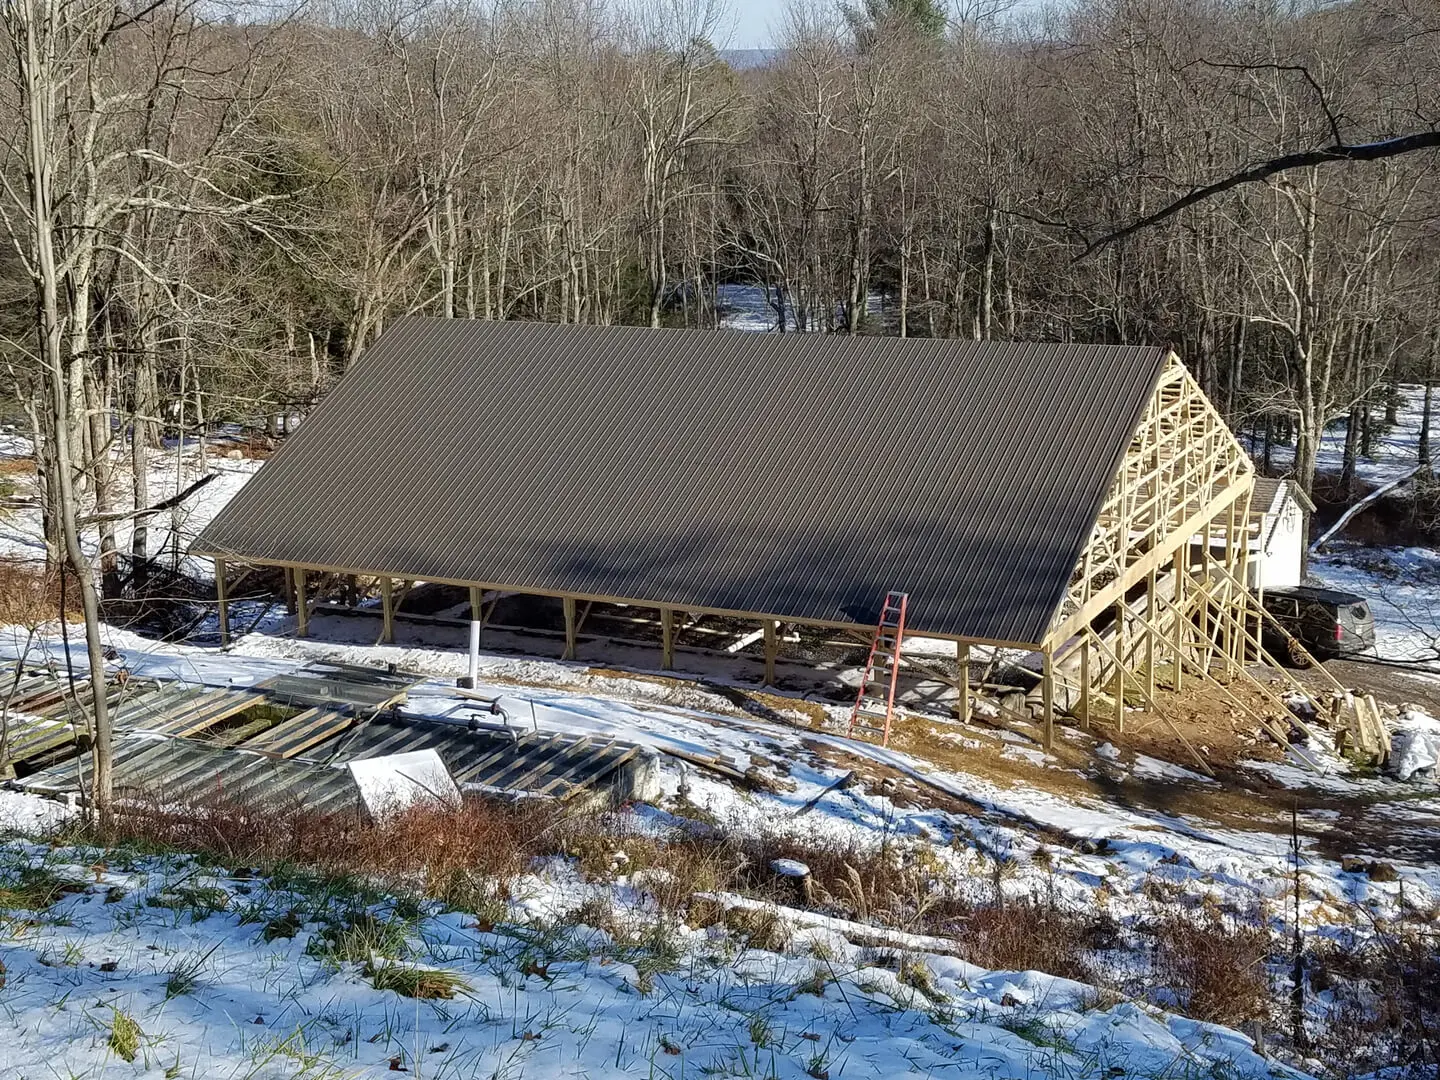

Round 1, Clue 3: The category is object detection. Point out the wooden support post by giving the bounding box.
[1079,637,1090,730]
[563,596,577,661]
[1041,648,1055,750]
[1112,597,1126,733]
[1171,547,1186,693]
[1198,537,1215,674]
[215,558,230,647]
[1145,567,1157,701]
[379,576,395,644]
[763,619,778,686]
[956,642,971,723]
[294,568,309,638]
[285,565,297,614]
[660,607,676,671]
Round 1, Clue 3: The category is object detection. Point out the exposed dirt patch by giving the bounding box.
[1314,657,1440,715]
[831,703,1440,866]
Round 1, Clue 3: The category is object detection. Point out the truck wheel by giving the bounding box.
[1287,639,1313,669]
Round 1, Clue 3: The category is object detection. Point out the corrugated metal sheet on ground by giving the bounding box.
[192,318,1169,645]
[2,715,80,767]
[304,716,641,799]
[255,661,418,710]
[18,734,361,812]
[18,719,640,807]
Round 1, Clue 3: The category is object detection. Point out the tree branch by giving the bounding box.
[1076,129,1440,261]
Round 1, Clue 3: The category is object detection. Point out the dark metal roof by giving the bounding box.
[1253,476,1315,515]
[193,319,1169,644]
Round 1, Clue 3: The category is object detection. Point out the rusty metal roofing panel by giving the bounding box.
[193,319,1169,644]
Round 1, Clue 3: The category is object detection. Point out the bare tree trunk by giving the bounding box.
[11,0,113,816]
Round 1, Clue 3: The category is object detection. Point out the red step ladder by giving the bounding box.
[848,591,908,746]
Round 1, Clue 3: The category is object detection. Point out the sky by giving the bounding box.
[721,0,785,49]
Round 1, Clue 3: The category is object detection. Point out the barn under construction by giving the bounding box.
[192,318,1379,760]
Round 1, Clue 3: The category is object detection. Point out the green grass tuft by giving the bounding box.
[0,867,89,912]
[367,962,469,999]
[307,911,411,965]
[107,1007,143,1062]
[146,884,230,921]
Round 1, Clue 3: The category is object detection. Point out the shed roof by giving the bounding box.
[193,319,1169,644]
[1253,476,1316,516]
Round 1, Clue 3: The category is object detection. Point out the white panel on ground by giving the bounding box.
[347,749,461,819]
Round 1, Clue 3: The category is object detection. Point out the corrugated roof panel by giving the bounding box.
[193,319,1168,644]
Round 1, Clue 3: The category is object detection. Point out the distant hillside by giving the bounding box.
[720,48,782,70]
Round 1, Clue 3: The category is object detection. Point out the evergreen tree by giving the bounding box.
[842,0,947,47]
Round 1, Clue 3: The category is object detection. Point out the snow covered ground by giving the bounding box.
[1313,544,1440,666]
[0,834,1301,1080]
[4,619,1436,951]
[716,283,889,334]
[0,610,1434,1076]
[1249,383,1434,487]
[0,432,260,580]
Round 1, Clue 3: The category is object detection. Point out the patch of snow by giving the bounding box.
[0,435,260,579]
[1247,382,1434,487]
[1131,754,1215,785]
[0,790,72,834]
[770,858,810,878]
[1312,544,1440,667]
[0,843,1307,1080]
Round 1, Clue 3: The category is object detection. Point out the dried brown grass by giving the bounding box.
[1150,909,1273,1026]
[0,558,74,625]
[96,792,562,903]
[1307,917,1440,1075]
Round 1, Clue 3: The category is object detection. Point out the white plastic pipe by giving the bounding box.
[468,619,481,683]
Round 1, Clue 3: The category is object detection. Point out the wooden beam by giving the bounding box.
[1079,636,1090,729]
[1112,596,1126,733]
[294,568,309,638]
[380,576,395,644]
[1045,478,1249,650]
[215,558,229,647]
[660,606,676,670]
[763,619,778,686]
[955,643,970,723]
[1171,547,1186,692]
[563,596,577,661]
[1041,648,1055,750]
[1144,566,1157,700]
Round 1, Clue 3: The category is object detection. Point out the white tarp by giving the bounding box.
[1389,707,1440,782]
[347,749,461,818]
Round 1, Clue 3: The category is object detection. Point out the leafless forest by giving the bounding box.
[4,0,1440,805]
[5,0,1440,488]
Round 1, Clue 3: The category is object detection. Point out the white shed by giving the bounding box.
[1249,477,1315,589]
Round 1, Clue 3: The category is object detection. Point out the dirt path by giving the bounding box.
[1320,656,1440,713]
